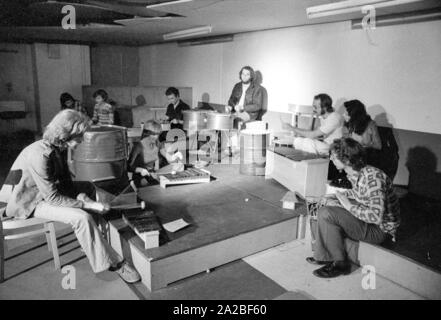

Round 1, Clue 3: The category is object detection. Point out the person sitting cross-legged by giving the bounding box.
[307,137,401,278]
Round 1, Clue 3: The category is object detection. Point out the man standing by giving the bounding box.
[283,93,343,155]
[227,66,264,124]
[306,138,400,278]
[165,87,190,131]
[226,66,264,155]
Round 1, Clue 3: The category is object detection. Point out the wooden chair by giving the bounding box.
[0,173,61,283]
[0,206,60,283]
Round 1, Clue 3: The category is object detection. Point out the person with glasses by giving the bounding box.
[306,138,400,278]
[0,109,141,283]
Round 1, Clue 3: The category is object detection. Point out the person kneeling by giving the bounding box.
[307,138,400,278]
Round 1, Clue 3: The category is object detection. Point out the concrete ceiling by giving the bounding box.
[0,0,440,46]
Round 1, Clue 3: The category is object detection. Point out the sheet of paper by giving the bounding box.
[163,218,190,233]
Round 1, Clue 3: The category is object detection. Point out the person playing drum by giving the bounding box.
[225,66,264,156]
[164,87,190,131]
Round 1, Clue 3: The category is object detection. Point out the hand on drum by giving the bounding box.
[225,105,233,113]
[171,119,179,124]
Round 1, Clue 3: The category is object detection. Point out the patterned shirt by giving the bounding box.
[344,166,401,239]
[92,102,114,125]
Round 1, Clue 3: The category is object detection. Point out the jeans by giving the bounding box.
[33,182,122,273]
[313,206,387,262]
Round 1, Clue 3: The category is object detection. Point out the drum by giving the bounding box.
[239,129,270,176]
[206,112,234,131]
[183,110,212,131]
[70,125,128,183]
[127,127,142,140]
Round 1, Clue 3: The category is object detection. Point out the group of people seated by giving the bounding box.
[0,64,401,284]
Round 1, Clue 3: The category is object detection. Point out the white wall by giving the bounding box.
[34,43,90,128]
[139,19,441,135]
[0,43,37,132]
[140,43,224,108]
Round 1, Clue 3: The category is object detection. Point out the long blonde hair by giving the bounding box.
[43,109,90,147]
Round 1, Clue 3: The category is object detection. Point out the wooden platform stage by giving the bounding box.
[103,164,306,291]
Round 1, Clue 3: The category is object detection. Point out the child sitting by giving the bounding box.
[128,120,162,187]
[92,89,114,125]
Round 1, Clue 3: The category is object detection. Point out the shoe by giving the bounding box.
[312,262,351,278]
[306,257,329,265]
[113,261,141,283]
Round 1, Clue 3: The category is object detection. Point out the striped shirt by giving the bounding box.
[92,102,114,125]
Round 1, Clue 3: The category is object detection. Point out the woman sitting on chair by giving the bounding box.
[0,109,141,283]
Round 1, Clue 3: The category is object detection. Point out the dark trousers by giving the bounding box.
[313,206,387,262]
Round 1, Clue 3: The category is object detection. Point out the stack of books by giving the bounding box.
[122,210,161,249]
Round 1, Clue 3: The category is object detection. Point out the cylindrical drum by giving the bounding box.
[183,110,211,131]
[206,113,234,131]
[71,125,128,182]
[239,129,270,176]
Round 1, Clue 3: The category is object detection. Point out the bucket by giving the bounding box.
[70,125,128,183]
[239,129,270,176]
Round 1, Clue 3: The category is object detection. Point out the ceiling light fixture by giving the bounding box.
[163,25,212,40]
[146,0,194,9]
[306,0,425,19]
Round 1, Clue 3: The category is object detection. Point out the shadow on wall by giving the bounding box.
[135,95,147,107]
[406,147,441,199]
[255,71,268,120]
[197,93,226,113]
[367,105,400,181]
[199,92,213,110]
[334,98,347,115]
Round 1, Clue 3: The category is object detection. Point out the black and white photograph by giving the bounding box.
[0,0,440,305]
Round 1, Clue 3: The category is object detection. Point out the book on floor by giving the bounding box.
[122,210,161,249]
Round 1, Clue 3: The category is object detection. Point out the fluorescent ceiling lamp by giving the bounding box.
[163,25,212,40]
[307,0,425,19]
[351,8,441,28]
[146,0,194,9]
[114,16,173,25]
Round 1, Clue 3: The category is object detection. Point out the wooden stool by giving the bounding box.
[0,211,60,283]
